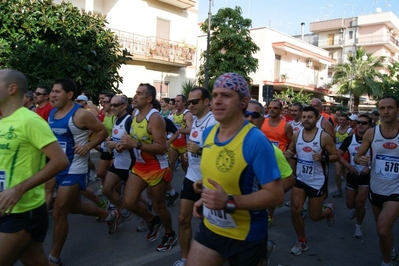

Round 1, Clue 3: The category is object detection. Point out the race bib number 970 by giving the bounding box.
[0,170,6,192]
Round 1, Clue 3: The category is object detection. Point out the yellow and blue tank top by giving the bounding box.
[201,121,281,241]
[171,109,188,146]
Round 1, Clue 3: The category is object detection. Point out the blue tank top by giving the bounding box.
[49,104,90,175]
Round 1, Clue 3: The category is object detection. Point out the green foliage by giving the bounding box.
[332,47,385,111]
[273,87,312,106]
[378,62,399,101]
[197,6,260,91]
[180,80,195,98]
[0,0,128,102]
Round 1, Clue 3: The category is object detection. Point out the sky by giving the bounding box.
[198,0,399,36]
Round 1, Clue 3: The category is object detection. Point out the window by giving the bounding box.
[349,31,353,40]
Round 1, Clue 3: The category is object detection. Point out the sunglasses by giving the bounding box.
[244,111,262,119]
[357,121,369,125]
[188,99,202,105]
[111,103,124,107]
[35,92,47,96]
[268,106,280,110]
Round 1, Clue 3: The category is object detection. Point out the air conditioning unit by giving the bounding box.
[306,59,313,67]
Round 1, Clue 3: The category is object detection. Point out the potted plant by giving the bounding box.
[280,74,288,82]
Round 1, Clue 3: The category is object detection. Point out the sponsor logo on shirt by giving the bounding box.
[303,146,312,152]
[383,142,397,149]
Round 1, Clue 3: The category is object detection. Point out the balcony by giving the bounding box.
[358,34,399,52]
[317,38,345,49]
[111,29,196,67]
[157,0,196,9]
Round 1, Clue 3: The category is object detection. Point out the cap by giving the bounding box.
[349,114,358,121]
[76,95,88,103]
[213,72,250,99]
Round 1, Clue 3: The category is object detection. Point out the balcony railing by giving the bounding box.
[111,29,196,67]
[358,34,399,49]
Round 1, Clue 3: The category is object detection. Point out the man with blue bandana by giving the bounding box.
[186,73,284,266]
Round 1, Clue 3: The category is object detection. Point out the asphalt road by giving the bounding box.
[15,153,398,266]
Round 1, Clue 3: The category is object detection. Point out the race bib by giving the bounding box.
[297,159,314,181]
[134,148,145,164]
[59,141,67,153]
[203,204,237,228]
[375,154,399,180]
[0,170,6,192]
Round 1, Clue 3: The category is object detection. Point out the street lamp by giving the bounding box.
[205,0,213,90]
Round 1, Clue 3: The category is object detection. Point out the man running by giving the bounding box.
[0,69,69,266]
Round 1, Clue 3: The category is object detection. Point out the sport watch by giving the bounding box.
[136,141,142,149]
[224,194,236,214]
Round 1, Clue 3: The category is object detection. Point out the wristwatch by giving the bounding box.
[136,141,142,149]
[224,194,236,214]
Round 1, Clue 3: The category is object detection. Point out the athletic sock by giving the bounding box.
[49,254,60,264]
[104,213,112,222]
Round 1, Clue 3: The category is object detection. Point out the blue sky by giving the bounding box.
[198,0,399,36]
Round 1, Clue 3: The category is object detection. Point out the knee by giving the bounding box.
[377,223,391,238]
[152,200,167,214]
[102,186,112,198]
[178,213,191,226]
[123,198,138,211]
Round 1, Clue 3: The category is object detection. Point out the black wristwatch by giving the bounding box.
[224,194,236,214]
[136,141,142,149]
[197,147,203,155]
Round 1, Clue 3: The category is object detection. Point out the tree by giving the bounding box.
[197,6,260,91]
[180,80,195,98]
[0,0,128,101]
[379,62,399,100]
[273,87,312,106]
[332,46,385,112]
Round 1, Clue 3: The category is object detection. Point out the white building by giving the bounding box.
[53,0,198,98]
[197,26,334,104]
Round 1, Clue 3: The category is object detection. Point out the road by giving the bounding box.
[16,153,398,266]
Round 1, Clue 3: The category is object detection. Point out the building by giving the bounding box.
[309,11,399,112]
[53,0,198,98]
[197,26,334,105]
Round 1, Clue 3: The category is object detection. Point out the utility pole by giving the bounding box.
[205,0,213,90]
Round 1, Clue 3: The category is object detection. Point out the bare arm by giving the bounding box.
[145,113,168,154]
[180,112,193,135]
[285,123,293,144]
[0,141,69,214]
[167,129,180,147]
[74,109,108,154]
[322,118,335,141]
[321,132,339,162]
[354,128,374,165]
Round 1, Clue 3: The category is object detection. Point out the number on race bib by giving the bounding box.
[385,162,399,173]
[0,170,6,192]
[302,165,313,175]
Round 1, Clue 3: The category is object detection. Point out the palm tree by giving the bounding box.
[332,47,385,112]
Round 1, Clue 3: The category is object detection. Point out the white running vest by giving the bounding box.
[370,125,399,195]
[186,112,217,182]
[112,114,132,170]
[296,128,326,190]
[347,134,370,173]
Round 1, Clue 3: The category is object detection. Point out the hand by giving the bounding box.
[284,148,295,159]
[0,187,23,215]
[193,180,203,194]
[193,198,204,219]
[119,132,135,150]
[312,150,321,161]
[73,145,89,155]
[359,166,370,176]
[201,178,227,210]
[358,155,371,166]
[187,141,199,154]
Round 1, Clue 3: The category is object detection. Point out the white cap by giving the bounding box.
[76,95,88,103]
[349,114,358,121]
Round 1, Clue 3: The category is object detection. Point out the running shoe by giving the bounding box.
[118,212,133,228]
[290,241,308,256]
[147,216,163,242]
[108,203,116,210]
[48,256,63,266]
[301,207,309,218]
[137,219,150,232]
[263,240,275,266]
[96,185,103,196]
[391,248,399,264]
[348,208,356,220]
[107,210,120,234]
[332,191,343,198]
[173,259,186,266]
[326,203,336,227]
[353,224,363,239]
[156,232,178,252]
[96,199,110,221]
[89,170,98,182]
[167,192,180,207]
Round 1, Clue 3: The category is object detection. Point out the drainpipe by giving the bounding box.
[301,22,305,41]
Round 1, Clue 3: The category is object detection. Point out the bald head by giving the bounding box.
[310,98,323,112]
[0,69,28,96]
